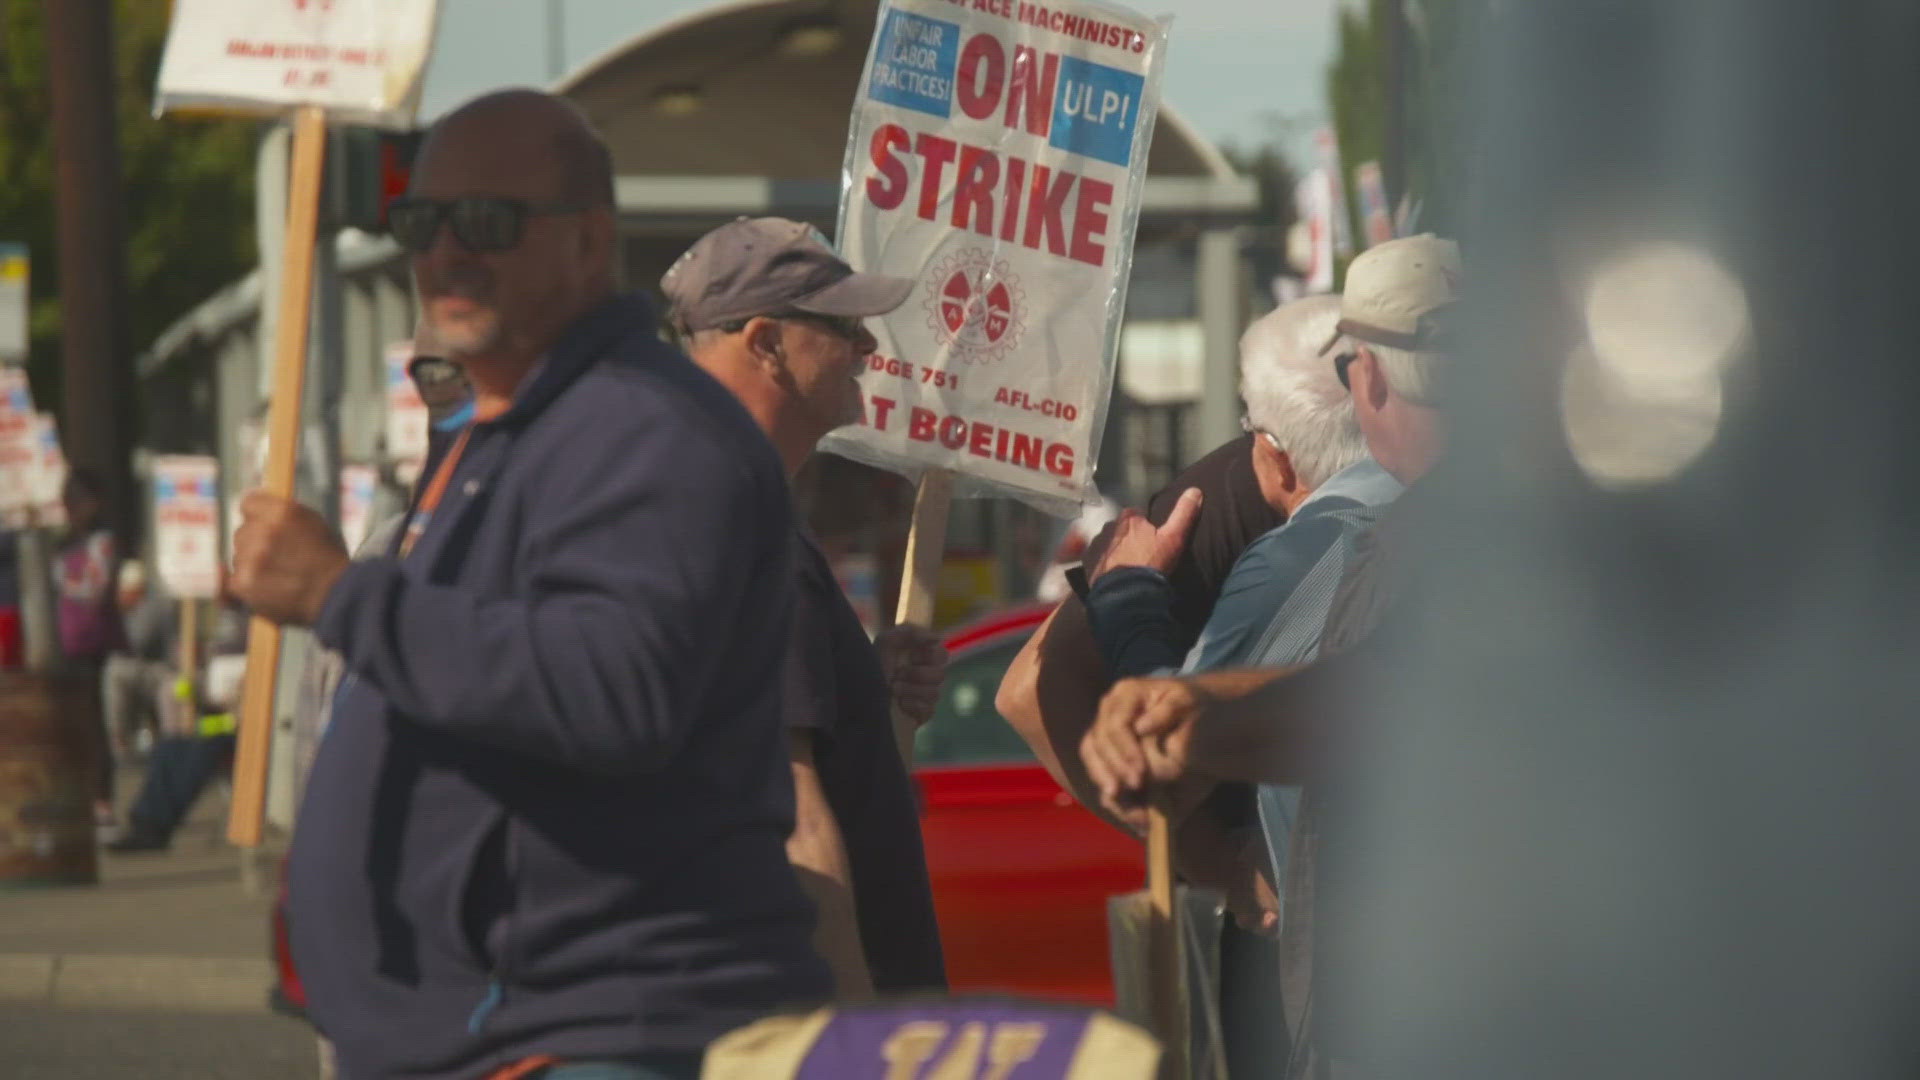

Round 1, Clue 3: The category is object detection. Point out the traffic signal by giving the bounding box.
[323,127,423,233]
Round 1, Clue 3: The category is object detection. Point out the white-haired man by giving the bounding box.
[1079,293,1399,686]
[1082,234,1461,1080]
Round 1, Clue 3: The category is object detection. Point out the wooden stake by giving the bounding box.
[888,469,952,763]
[177,597,199,706]
[228,105,327,848]
[1147,799,1184,1080]
[892,469,953,628]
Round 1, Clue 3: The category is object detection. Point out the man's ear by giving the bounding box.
[743,316,786,372]
[1270,444,1300,494]
[1356,346,1391,410]
[1251,431,1301,494]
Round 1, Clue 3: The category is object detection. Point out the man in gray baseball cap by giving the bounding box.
[664,217,950,1001]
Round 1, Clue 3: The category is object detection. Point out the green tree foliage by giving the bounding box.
[0,1,258,413]
[1326,0,1472,239]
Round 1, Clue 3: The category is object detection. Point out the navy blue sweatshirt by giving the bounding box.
[289,295,831,1079]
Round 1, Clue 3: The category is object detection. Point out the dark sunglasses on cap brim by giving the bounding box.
[388,196,588,254]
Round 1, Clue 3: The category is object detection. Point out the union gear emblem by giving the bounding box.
[923,249,1026,364]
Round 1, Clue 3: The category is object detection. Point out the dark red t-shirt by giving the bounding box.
[1083,433,1287,653]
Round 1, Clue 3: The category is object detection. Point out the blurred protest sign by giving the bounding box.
[151,456,222,600]
[384,341,429,486]
[157,0,441,847]
[0,369,42,516]
[821,0,1169,519]
[1295,169,1337,293]
[155,1,439,128]
[30,413,67,524]
[0,245,27,364]
[1315,127,1354,258]
[1355,160,1395,248]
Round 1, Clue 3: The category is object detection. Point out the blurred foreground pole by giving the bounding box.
[43,0,136,545]
[1336,2,1920,1078]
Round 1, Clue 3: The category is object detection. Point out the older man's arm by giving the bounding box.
[1082,663,1347,827]
[787,731,875,1001]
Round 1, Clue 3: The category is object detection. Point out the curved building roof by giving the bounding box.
[556,0,1236,181]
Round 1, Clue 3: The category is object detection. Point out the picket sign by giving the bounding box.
[156,0,439,847]
[823,0,1168,519]
[832,0,1185,1062]
[1146,800,1181,1079]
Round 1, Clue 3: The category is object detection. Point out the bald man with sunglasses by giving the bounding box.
[230,89,829,1080]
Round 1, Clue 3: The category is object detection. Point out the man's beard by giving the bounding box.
[425,301,503,360]
[829,377,866,430]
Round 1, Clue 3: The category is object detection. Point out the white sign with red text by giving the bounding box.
[153,455,223,600]
[29,413,66,520]
[820,0,1168,516]
[0,368,41,516]
[155,0,440,127]
[1296,169,1336,294]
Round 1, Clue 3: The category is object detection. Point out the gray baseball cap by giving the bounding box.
[661,217,914,332]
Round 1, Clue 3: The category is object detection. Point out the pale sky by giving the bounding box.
[418,0,1337,165]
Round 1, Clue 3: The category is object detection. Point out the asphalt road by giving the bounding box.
[0,1006,321,1079]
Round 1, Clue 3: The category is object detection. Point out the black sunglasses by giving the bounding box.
[1334,350,1358,390]
[711,311,868,343]
[388,196,587,254]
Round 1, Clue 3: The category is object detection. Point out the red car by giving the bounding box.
[917,604,1143,1005]
[273,604,1141,1013]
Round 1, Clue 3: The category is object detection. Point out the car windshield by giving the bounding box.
[914,637,1040,768]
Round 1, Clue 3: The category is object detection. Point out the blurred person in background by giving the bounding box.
[103,585,248,854]
[1084,235,1461,1080]
[102,560,177,760]
[55,467,125,828]
[667,216,947,1000]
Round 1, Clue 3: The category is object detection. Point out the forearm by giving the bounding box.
[1082,568,1188,678]
[788,744,875,999]
[996,601,1144,834]
[996,602,1099,790]
[1187,663,1340,785]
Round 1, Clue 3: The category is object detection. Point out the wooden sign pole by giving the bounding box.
[177,597,199,717]
[227,105,327,847]
[1146,799,1185,1080]
[888,469,953,763]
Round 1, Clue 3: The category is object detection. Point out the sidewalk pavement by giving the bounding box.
[0,767,289,1015]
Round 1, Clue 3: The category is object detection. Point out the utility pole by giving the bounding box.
[43,0,137,546]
